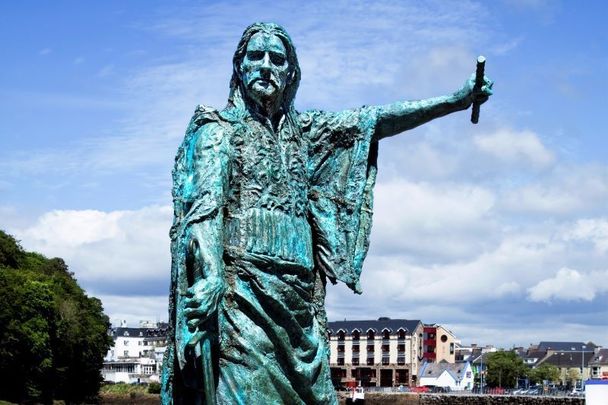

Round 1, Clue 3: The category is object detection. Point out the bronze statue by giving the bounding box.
[162,22,492,404]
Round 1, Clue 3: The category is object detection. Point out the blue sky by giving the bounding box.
[1,0,607,348]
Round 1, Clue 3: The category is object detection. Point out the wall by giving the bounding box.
[340,393,585,405]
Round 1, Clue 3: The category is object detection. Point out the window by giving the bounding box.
[123,350,129,357]
[138,341,142,346]
[124,340,129,346]
[337,357,344,366]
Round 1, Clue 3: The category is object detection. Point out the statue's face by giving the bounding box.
[240,32,289,107]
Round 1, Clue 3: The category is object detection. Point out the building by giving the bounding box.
[327,318,423,387]
[102,320,168,384]
[589,348,608,380]
[524,341,597,387]
[418,361,474,391]
[537,351,593,386]
[421,324,457,363]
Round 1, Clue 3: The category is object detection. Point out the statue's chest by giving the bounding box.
[229,120,309,216]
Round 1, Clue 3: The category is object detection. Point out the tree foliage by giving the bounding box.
[529,363,560,384]
[485,350,527,388]
[0,230,113,403]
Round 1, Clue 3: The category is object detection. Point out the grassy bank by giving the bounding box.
[99,384,159,405]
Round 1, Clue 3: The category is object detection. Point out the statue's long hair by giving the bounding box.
[226,22,301,123]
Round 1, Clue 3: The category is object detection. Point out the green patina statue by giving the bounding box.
[161,22,492,404]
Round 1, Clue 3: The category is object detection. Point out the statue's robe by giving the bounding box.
[162,104,379,404]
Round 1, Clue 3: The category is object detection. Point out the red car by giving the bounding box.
[410,386,429,393]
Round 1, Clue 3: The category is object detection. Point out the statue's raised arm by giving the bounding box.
[373,72,493,140]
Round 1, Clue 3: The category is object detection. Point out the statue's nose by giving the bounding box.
[261,53,272,69]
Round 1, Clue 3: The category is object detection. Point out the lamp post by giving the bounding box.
[479,348,484,394]
[570,345,587,391]
[581,345,586,390]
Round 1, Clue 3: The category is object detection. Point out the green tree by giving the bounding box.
[567,368,580,386]
[485,351,527,388]
[529,363,560,384]
[0,230,113,403]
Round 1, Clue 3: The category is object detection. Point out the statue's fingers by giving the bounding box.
[184,306,208,320]
[184,297,200,308]
[187,318,199,332]
[476,95,489,105]
[481,85,493,96]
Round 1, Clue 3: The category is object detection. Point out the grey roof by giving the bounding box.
[522,350,549,366]
[537,341,596,352]
[589,349,608,366]
[540,352,593,368]
[111,326,167,338]
[327,318,422,335]
[421,362,470,380]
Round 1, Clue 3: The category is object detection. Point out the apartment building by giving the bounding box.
[327,318,423,387]
[102,321,168,384]
[421,324,457,363]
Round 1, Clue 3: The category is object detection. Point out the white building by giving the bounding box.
[328,318,423,387]
[419,361,474,391]
[102,321,168,384]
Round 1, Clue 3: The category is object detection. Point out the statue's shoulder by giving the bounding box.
[181,105,231,147]
[187,105,226,133]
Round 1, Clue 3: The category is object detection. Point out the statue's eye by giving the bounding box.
[270,53,286,65]
[247,51,264,61]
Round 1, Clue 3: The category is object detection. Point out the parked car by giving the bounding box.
[427,386,451,393]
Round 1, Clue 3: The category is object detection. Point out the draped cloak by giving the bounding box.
[162,104,379,404]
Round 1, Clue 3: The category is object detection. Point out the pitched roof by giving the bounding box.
[540,352,593,368]
[537,341,596,352]
[327,318,422,335]
[111,326,168,338]
[420,362,470,380]
[589,349,608,366]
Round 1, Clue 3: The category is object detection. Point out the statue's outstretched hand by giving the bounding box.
[183,274,225,332]
[458,73,494,109]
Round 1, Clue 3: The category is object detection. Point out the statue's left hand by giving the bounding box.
[183,276,225,332]
[458,73,494,109]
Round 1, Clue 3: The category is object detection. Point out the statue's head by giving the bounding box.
[228,23,301,113]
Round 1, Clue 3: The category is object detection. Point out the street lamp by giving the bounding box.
[581,345,586,390]
[571,345,587,391]
[479,348,484,393]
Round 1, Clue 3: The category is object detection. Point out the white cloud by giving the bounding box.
[527,268,608,302]
[15,205,172,284]
[564,218,608,254]
[500,165,608,215]
[371,179,497,261]
[20,209,123,248]
[97,294,169,327]
[474,128,555,168]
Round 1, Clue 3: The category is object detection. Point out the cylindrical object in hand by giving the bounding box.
[471,55,486,124]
